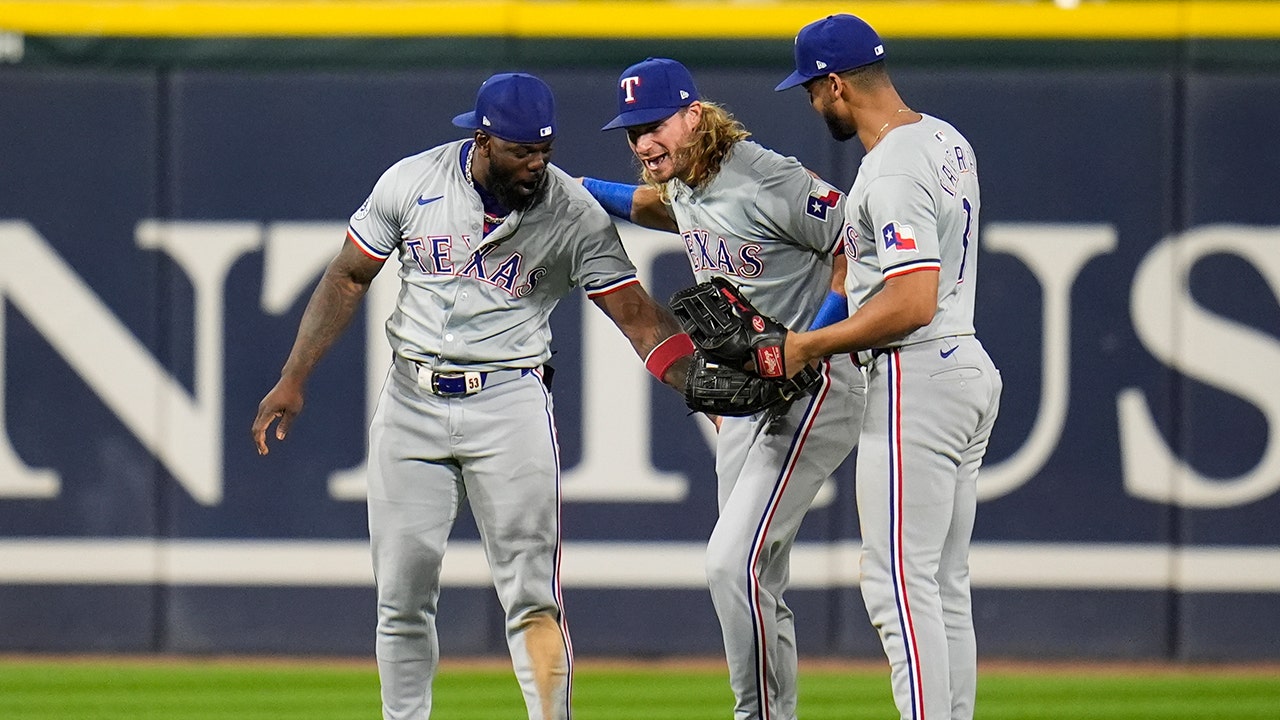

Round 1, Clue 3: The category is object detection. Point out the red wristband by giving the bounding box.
[645,333,695,381]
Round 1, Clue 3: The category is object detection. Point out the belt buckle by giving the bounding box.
[431,371,483,397]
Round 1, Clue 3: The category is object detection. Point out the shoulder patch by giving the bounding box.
[805,188,842,221]
[881,221,918,252]
[353,195,372,221]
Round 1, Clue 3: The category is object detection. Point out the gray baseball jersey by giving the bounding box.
[665,140,844,331]
[842,115,979,345]
[666,140,865,720]
[843,115,1002,720]
[350,138,640,720]
[349,138,639,371]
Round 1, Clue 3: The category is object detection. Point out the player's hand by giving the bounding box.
[782,330,816,380]
[252,377,305,456]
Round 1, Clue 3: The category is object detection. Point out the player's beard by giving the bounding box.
[488,162,548,212]
[822,108,857,143]
[639,144,691,187]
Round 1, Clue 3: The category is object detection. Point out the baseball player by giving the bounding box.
[581,58,865,720]
[776,15,1003,720]
[251,72,693,720]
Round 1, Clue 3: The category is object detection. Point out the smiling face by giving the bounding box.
[625,103,702,184]
[478,133,554,211]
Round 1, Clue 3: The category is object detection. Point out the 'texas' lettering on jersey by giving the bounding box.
[404,235,546,297]
[840,223,860,261]
[681,229,763,278]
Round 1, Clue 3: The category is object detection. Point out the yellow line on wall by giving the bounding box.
[1,1,1279,40]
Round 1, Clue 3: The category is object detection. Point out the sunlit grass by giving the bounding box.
[0,657,1276,720]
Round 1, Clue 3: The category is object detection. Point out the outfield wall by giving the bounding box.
[2,5,1280,660]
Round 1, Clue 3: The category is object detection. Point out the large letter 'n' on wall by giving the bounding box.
[0,220,260,504]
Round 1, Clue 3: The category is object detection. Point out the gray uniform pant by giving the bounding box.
[709,353,866,720]
[367,359,571,720]
[857,336,1001,720]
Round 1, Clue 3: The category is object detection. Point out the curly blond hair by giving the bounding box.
[641,101,751,202]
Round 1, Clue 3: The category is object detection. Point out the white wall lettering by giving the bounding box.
[0,220,259,504]
[977,223,1117,500]
[1120,225,1280,508]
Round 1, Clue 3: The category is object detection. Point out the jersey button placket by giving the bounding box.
[442,272,468,353]
[447,196,469,451]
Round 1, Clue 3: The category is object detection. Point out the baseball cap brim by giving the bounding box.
[452,111,480,130]
[774,70,813,92]
[452,111,554,143]
[601,105,683,131]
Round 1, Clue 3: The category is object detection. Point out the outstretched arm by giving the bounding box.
[784,269,938,378]
[808,252,849,331]
[630,186,678,232]
[581,177,678,233]
[830,251,848,292]
[252,240,386,454]
[591,283,693,391]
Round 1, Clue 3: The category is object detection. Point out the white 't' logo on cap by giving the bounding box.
[621,76,642,104]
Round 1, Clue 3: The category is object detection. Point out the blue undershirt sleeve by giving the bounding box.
[807,290,848,330]
[581,177,638,220]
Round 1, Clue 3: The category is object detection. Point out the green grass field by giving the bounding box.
[1,658,1278,720]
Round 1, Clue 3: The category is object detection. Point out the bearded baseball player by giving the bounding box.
[776,15,1004,720]
[581,58,866,720]
[251,72,696,720]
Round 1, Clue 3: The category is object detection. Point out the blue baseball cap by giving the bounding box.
[602,57,701,131]
[452,72,556,143]
[775,14,886,91]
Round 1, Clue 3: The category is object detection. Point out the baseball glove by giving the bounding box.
[669,277,790,379]
[684,350,822,417]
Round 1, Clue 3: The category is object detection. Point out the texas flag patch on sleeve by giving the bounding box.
[805,188,842,221]
[881,221,918,252]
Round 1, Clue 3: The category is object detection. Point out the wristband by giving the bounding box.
[581,177,638,219]
[645,333,695,381]
[808,290,848,330]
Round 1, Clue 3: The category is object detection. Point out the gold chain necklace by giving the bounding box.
[466,142,509,227]
[870,108,913,149]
